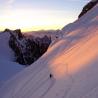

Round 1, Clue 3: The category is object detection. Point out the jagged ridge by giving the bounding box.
[78,0,98,18]
[5,29,51,65]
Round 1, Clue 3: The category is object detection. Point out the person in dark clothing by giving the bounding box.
[50,74,52,78]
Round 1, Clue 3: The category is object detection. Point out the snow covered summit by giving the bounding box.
[0,30,23,85]
[0,29,51,84]
[0,3,98,98]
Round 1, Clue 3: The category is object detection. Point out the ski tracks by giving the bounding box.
[13,67,55,98]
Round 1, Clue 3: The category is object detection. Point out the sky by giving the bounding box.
[0,0,90,32]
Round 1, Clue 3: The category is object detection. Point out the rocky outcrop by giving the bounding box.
[78,0,98,18]
[8,29,51,65]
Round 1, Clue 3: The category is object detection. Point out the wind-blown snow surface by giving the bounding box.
[0,32,23,85]
[0,4,98,98]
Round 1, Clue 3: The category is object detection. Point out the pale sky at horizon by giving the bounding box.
[0,0,90,31]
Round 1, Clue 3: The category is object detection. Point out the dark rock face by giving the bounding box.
[8,29,51,65]
[78,0,98,18]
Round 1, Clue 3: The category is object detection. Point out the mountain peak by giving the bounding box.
[78,0,98,18]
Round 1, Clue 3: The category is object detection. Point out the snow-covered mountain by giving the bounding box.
[8,29,51,65]
[0,30,23,85]
[0,29,52,65]
[78,0,98,18]
[0,29,52,85]
[0,2,98,98]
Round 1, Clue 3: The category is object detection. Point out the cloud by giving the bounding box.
[7,0,15,4]
[0,0,15,14]
[6,0,15,8]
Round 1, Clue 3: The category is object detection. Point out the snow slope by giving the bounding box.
[0,4,98,98]
[0,31,23,85]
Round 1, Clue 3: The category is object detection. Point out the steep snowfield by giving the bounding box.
[0,32,13,60]
[0,4,98,98]
[0,32,23,85]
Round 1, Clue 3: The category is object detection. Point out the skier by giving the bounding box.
[50,74,52,78]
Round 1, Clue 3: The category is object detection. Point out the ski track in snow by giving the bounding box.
[12,68,49,97]
[82,84,98,98]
